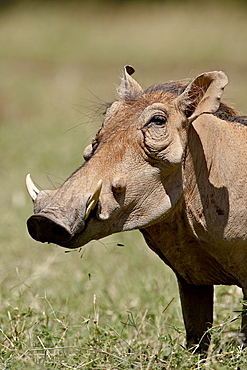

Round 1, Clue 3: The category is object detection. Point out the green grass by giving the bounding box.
[1,1,247,368]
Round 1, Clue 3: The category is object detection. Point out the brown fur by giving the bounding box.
[27,69,247,352]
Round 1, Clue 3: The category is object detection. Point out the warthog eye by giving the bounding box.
[147,115,167,127]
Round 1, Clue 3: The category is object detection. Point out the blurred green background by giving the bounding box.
[0,0,247,368]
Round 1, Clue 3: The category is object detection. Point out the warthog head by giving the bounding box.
[26,66,227,248]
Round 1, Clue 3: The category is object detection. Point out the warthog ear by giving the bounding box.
[118,65,143,100]
[175,71,228,123]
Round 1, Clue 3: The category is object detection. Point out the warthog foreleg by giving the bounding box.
[240,289,247,348]
[177,276,213,353]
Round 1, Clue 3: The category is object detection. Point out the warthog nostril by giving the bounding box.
[27,214,72,245]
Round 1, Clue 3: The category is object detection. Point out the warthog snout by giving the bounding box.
[27,214,73,245]
[26,175,103,246]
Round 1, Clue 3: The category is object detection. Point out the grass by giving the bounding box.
[1,1,247,368]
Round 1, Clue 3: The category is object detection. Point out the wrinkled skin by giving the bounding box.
[27,66,247,352]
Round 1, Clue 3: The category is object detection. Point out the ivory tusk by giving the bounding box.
[85,179,103,220]
[26,174,40,201]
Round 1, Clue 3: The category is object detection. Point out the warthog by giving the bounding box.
[26,66,247,352]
